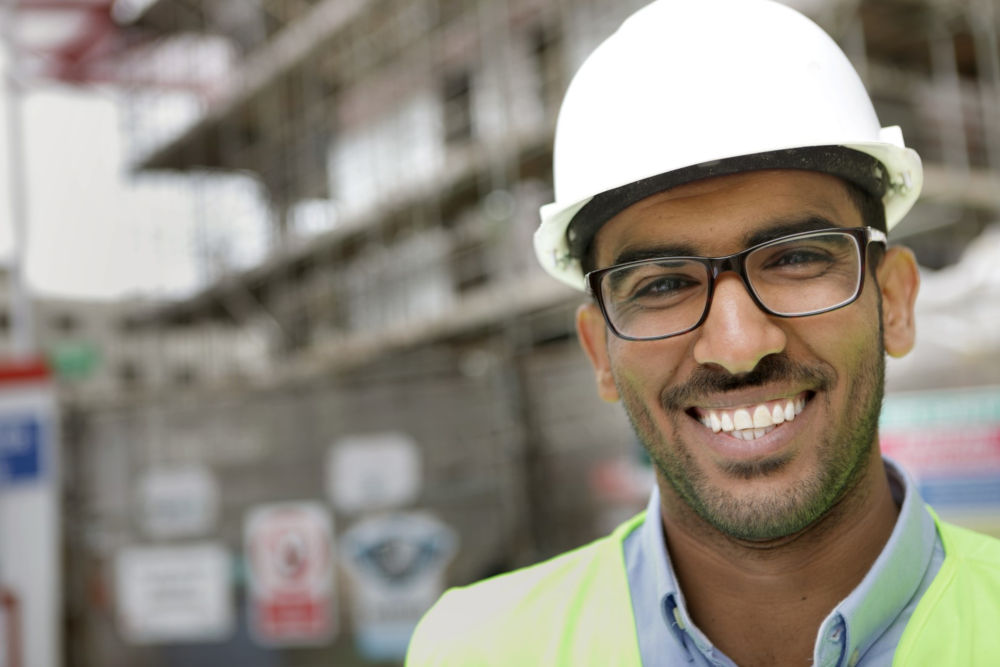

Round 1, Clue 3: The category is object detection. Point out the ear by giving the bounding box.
[876,246,920,358]
[576,303,620,402]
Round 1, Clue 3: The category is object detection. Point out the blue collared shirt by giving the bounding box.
[623,459,944,666]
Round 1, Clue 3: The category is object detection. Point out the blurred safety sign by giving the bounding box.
[245,501,336,646]
[327,432,421,513]
[115,543,233,644]
[138,465,219,539]
[339,511,457,661]
[881,386,1000,508]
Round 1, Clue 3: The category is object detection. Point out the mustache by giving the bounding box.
[660,354,833,409]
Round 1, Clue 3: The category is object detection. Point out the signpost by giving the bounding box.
[0,360,59,667]
[244,502,336,646]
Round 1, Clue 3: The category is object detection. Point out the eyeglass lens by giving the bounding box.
[599,231,863,340]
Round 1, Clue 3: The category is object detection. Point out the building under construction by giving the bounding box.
[10,0,999,665]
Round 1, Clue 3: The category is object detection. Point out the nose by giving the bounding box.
[692,273,787,374]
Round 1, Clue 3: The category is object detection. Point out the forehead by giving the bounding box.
[591,170,861,267]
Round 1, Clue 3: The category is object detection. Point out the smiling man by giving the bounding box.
[406,1,1000,665]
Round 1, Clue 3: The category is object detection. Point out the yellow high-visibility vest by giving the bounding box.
[407,511,1000,666]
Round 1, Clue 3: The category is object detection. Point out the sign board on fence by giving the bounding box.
[327,433,421,513]
[245,501,336,646]
[340,511,457,661]
[138,466,219,539]
[115,543,233,644]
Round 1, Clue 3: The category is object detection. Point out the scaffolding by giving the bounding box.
[19,1,1000,665]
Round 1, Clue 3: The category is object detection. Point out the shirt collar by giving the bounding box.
[638,481,718,654]
[813,457,937,665]
[640,457,938,662]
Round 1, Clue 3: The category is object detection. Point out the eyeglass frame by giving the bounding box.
[585,226,887,342]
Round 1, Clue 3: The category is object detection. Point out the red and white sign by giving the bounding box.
[244,502,336,646]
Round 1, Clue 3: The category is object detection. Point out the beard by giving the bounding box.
[618,344,885,541]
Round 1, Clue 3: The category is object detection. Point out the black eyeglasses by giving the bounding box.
[587,226,886,341]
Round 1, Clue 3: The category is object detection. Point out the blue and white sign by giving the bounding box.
[0,361,60,667]
[0,415,43,484]
[340,512,457,661]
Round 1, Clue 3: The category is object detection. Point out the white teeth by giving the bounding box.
[728,425,775,441]
[771,404,785,424]
[733,409,753,430]
[721,413,734,432]
[753,405,772,428]
[696,396,809,438]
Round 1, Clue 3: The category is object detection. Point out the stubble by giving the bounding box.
[618,347,885,541]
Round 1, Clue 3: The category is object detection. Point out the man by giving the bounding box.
[407,0,1000,664]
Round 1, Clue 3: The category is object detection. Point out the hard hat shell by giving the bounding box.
[535,0,923,291]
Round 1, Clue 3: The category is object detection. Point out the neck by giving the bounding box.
[659,454,899,667]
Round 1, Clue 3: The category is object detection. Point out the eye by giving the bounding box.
[603,259,707,311]
[634,274,698,297]
[767,248,833,268]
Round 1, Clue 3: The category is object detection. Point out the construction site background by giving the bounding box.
[2,1,1000,666]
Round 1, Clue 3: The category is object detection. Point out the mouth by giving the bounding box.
[686,391,813,442]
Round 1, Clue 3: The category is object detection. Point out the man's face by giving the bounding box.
[576,170,919,541]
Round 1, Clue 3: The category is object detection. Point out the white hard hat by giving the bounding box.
[535,0,923,291]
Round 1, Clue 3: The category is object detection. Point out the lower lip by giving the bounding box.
[686,401,810,462]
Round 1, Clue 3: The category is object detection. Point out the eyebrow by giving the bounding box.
[609,216,842,266]
[742,217,841,248]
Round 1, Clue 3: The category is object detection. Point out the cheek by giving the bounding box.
[608,338,691,402]
[788,301,883,384]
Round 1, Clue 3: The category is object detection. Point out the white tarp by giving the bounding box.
[887,223,1000,391]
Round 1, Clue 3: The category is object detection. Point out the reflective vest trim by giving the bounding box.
[407,510,1000,666]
